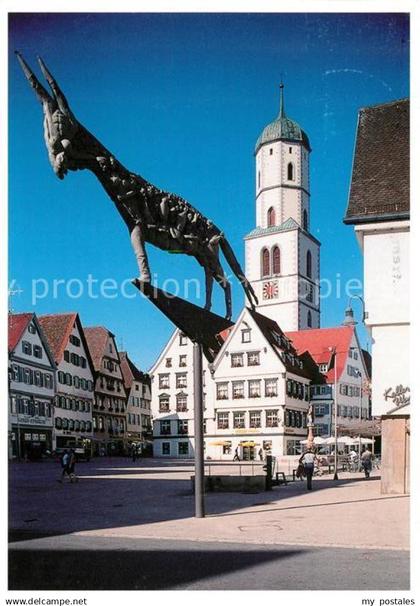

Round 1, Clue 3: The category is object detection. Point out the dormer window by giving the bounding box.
[241,329,251,344]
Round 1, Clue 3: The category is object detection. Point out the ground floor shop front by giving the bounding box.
[152,432,307,460]
[9,425,53,460]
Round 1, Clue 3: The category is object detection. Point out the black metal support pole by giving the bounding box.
[193,342,205,518]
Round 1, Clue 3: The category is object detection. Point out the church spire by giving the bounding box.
[279,82,285,118]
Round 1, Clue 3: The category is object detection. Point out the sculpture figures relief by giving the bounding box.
[16,53,258,320]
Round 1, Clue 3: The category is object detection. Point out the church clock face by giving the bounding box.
[262,281,279,300]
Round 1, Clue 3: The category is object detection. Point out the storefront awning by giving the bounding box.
[209,440,231,446]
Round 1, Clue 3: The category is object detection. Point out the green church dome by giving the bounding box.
[255,85,311,153]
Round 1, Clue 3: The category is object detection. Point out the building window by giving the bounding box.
[286,440,302,455]
[179,355,187,367]
[33,345,42,359]
[306,251,312,278]
[178,442,189,456]
[179,333,188,346]
[308,311,312,328]
[160,420,171,435]
[217,412,229,429]
[258,170,261,188]
[216,383,229,400]
[69,334,80,346]
[248,380,261,398]
[303,209,308,231]
[231,353,244,368]
[267,207,276,227]
[176,373,187,389]
[307,284,314,303]
[266,410,279,427]
[247,351,260,366]
[178,420,188,435]
[241,329,251,343]
[159,395,170,412]
[162,442,170,456]
[272,246,280,274]
[265,378,278,397]
[261,248,270,277]
[176,393,188,412]
[249,411,261,428]
[159,374,170,389]
[22,341,32,355]
[233,412,245,429]
[165,358,172,368]
[287,162,295,181]
[269,148,273,155]
[232,381,245,399]
[28,323,36,334]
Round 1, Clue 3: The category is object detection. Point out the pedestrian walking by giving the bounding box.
[68,449,78,483]
[58,449,70,483]
[132,444,137,462]
[299,448,319,490]
[361,447,373,478]
[233,447,240,461]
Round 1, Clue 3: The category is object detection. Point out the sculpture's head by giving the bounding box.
[15,52,89,180]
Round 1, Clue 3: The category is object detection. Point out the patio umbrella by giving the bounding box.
[300,437,326,445]
[324,436,349,445]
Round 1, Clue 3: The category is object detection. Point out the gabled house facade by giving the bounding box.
[38,313,95,454]
[286,326,371,438]
[8,313,56,460]
[84,327,127,456]
[149,330,211,458]
[205,308,321,460]
[120,351,152,454]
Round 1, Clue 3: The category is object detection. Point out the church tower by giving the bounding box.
[244,85,321,331]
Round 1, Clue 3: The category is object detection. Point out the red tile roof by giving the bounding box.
[38,313,77,364]
[119,351,150,389]
[286,326,354,383]
[84,326,114,371]
[8,313,33,353]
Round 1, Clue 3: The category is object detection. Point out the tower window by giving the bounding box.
[287,162,295,181]
[307,311,312,328]
[269,148,273,155]
[258,170,261,189]
[272,246,281,275]
[267,207,276,227]
[303,209,308,231]
[306,251,312,278]
[261,248,270,277]
[289,147,292,153]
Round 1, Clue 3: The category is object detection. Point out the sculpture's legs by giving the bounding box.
[204,268,213,311]
[213,264,232,321]
[130,224,151,282]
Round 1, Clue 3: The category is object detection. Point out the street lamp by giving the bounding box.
[328,346,339,480]
[355,368,363,469]
[342,295,367,327]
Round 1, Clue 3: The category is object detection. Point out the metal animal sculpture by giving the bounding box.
[16,52,258,320]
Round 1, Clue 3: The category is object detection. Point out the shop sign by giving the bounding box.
[384,385,410,407]
[234,428,258,434]
[17,415,52,427]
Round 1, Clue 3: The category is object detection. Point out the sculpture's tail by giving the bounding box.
[220,237,259,309]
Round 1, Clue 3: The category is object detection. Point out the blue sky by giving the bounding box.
[8,12,409,370]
